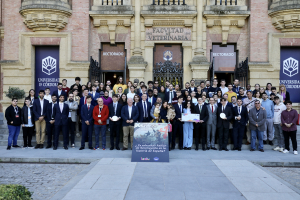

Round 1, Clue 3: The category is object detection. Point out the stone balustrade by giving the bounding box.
[93,0,131,6]
[269,0,300,12]
[150,0,187,5]
[20,0,72,11]
[206,0,246,6]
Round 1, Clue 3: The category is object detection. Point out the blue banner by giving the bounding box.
[280,47,300,103]
[132,123,169,162]
[35,46,59,93]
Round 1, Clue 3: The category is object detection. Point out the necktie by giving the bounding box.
[199,105,202,113]
[171,92,173,100]
[212,105,213,113]
[114,104,116,116]
[222,106,224,113]
[180,105,182,113]
[239,107,241,114]
[84,97,87,105]
[88,105,90,111]
[60,103,63,113]
[143,102,147,118]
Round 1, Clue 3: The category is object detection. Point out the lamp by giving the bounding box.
[113,74,117,79]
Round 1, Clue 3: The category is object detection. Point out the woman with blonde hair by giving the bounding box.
[279,84,290,103]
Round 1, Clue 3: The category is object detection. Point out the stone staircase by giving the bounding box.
[0,119,299,150]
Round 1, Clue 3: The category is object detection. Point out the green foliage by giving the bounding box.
[4,87,26,100]
[0,184,32,200]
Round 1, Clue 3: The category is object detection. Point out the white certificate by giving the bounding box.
[181,113,200,122]
[112,116,119,121]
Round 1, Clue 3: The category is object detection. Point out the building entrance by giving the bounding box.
[103,72,124,86]
[215,72,234,86]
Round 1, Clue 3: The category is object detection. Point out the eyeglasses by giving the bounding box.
[255,103,260,104]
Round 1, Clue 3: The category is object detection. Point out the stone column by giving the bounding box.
[133,0,142,56]
[195,0,205,56]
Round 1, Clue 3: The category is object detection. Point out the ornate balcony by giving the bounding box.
[19,0,72,32]
[269,0,300,32]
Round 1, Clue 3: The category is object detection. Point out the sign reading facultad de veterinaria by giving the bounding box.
[280,47,300,103]
[145,27,191,41]
[131,123,169,162]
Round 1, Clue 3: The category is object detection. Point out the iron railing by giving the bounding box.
[90,57,101,82]
[101,0,123,5]
[215,0,238,5]
[235,57,249,89]
[151,0,186,5]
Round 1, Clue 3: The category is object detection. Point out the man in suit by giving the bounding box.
[45,95,57,149]
[89,85,100,106]
[108,94,123,150]
[232,99,249,151]
[137,94,151,122]
[33,90,49,149]
[206,97,217,150]
[79,95,94,150]
[188,80,196,93]
[165,84,177,104]
[202,80,211,96]
[194,97,208,151]
[147,89,156,107]
[121,98,139,150]
[249,100,267,152]
[79,89,89,113]
[217,98,233,151]
[138,85,148,99]
[52,83,67,100]
[66,93,78,148]
[52,95,69,150]
[232,79,241,94]
[173,96,184,150]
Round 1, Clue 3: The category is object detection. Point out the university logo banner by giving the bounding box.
[35,46,60,93]
[131,123,169,162]
[280,47,300,103]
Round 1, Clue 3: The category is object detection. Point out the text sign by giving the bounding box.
[131,123,169,162]
[146,27,191,41]
[35,46,60,93]
[280,47,300,103]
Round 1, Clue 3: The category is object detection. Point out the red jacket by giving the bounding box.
[93,105,109,125]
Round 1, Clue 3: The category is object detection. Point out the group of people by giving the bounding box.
[5,77,298,155]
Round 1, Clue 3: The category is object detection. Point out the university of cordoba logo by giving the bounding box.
[283,57,298,77]
[163,50,173,61]
[42,56,56,75]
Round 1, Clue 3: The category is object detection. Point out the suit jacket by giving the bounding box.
[173,103,184,121]
[147,96,157,108]
[206,104,217,125]
[232,106,249,126]
[121,105,139,126]
[248,108,267,131]
[232,85,241,94]
[21,106,34,125]
[65,100,78,122]
[218,102,232,108]
[164,91,177,103]
[46,102,56,123]
[217,106,233,128]
[137,101,151,122]
[139,93,148,100]
[33,98,49,121]
[81,104,94,124]
[108,102,123,124]
[194,104,208,124]
[79,96,88,113]
[188,87,196,94]
[52,90,67,100]
[53,103,69,126]
[202,87,210,96]
[89,92,100,106]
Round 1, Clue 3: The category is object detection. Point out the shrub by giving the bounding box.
[4,87,26,100]
[0,184,32,200]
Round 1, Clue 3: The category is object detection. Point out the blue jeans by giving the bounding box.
[8,125,21,146]
[251,129,264,150]
[94,124,107,148]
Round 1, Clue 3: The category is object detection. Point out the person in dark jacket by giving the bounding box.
[21,97,35,148]
[5,98,22,150]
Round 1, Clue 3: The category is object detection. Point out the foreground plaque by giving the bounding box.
[131,123,169,162]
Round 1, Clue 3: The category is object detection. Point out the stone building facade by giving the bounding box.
[0,0,300,111]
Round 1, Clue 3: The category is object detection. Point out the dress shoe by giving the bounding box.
[232,147,237,151]
[46,145,51,149]
[39,144,44,149]
[269,141,274,146]
[238,148,242,151]
[89,147,94,150]
[64,146,68,150]
[79,147,84,150]
[223,148,229,151]
[122,148,128,151]
[169,148,171,151]
[23,145,28,148]
[250,149,255,151]
[187,147,191,150]
[263,140,267,145]
[259,149,264,152]
[206,147,210,150]
[202,148,206,151]
[171,147,175,150]
[34,144,40,149]
[195,148,198,151]
[28,145,33,148]
[7,146,11,150]
[219,149,222,151]
[53,146,57,150]
[179,147,183,150]
[12,145,21,148]
[211,147,217,150]
[116,147,120,150]
[184,147,187,150]
[110,147,114,150]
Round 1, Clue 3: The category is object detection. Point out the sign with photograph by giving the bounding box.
[131,123,169,162]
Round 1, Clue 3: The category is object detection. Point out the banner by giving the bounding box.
[131,123,169,162]
[280,47,300,103]
[35,46,60,93]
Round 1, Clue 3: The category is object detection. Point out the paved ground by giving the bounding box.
[0,163,88,200]
[265,167,300,191]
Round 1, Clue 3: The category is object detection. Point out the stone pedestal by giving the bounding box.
[189,55,210,82]
[128,56,148,82]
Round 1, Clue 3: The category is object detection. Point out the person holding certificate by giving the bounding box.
[183,100,194,150]
[217,98,233,151]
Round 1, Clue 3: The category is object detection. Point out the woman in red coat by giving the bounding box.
[93,98,109,150]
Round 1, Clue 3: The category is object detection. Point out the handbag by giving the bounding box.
[297,114,300,125]
[168,123,172,132]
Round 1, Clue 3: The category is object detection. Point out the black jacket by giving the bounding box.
[5,105,22,126]
[217,106,233,128]
[194,104,209,124]
[108,102,123,124]
[232,106,249,126]
[160,107,168,121]
[21,106,34,125]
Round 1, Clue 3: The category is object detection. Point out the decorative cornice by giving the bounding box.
[269,9,300,32]
[0,26,4,39]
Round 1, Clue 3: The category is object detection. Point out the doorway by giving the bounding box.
[215,72,234,86]
[103,72,124,86]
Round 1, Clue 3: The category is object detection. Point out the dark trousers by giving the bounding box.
[195,123,206,149]
[46,122,55,146]
[283,130,297,151]
[110,121,120,148]
[68,118,76,144]
[54,125,68,147]
[173,120,183,148]
[81,123,93,148]
[142,117,150,122]
[233,124,245,149]
[218,127,229,149]
[22,126,34,146]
